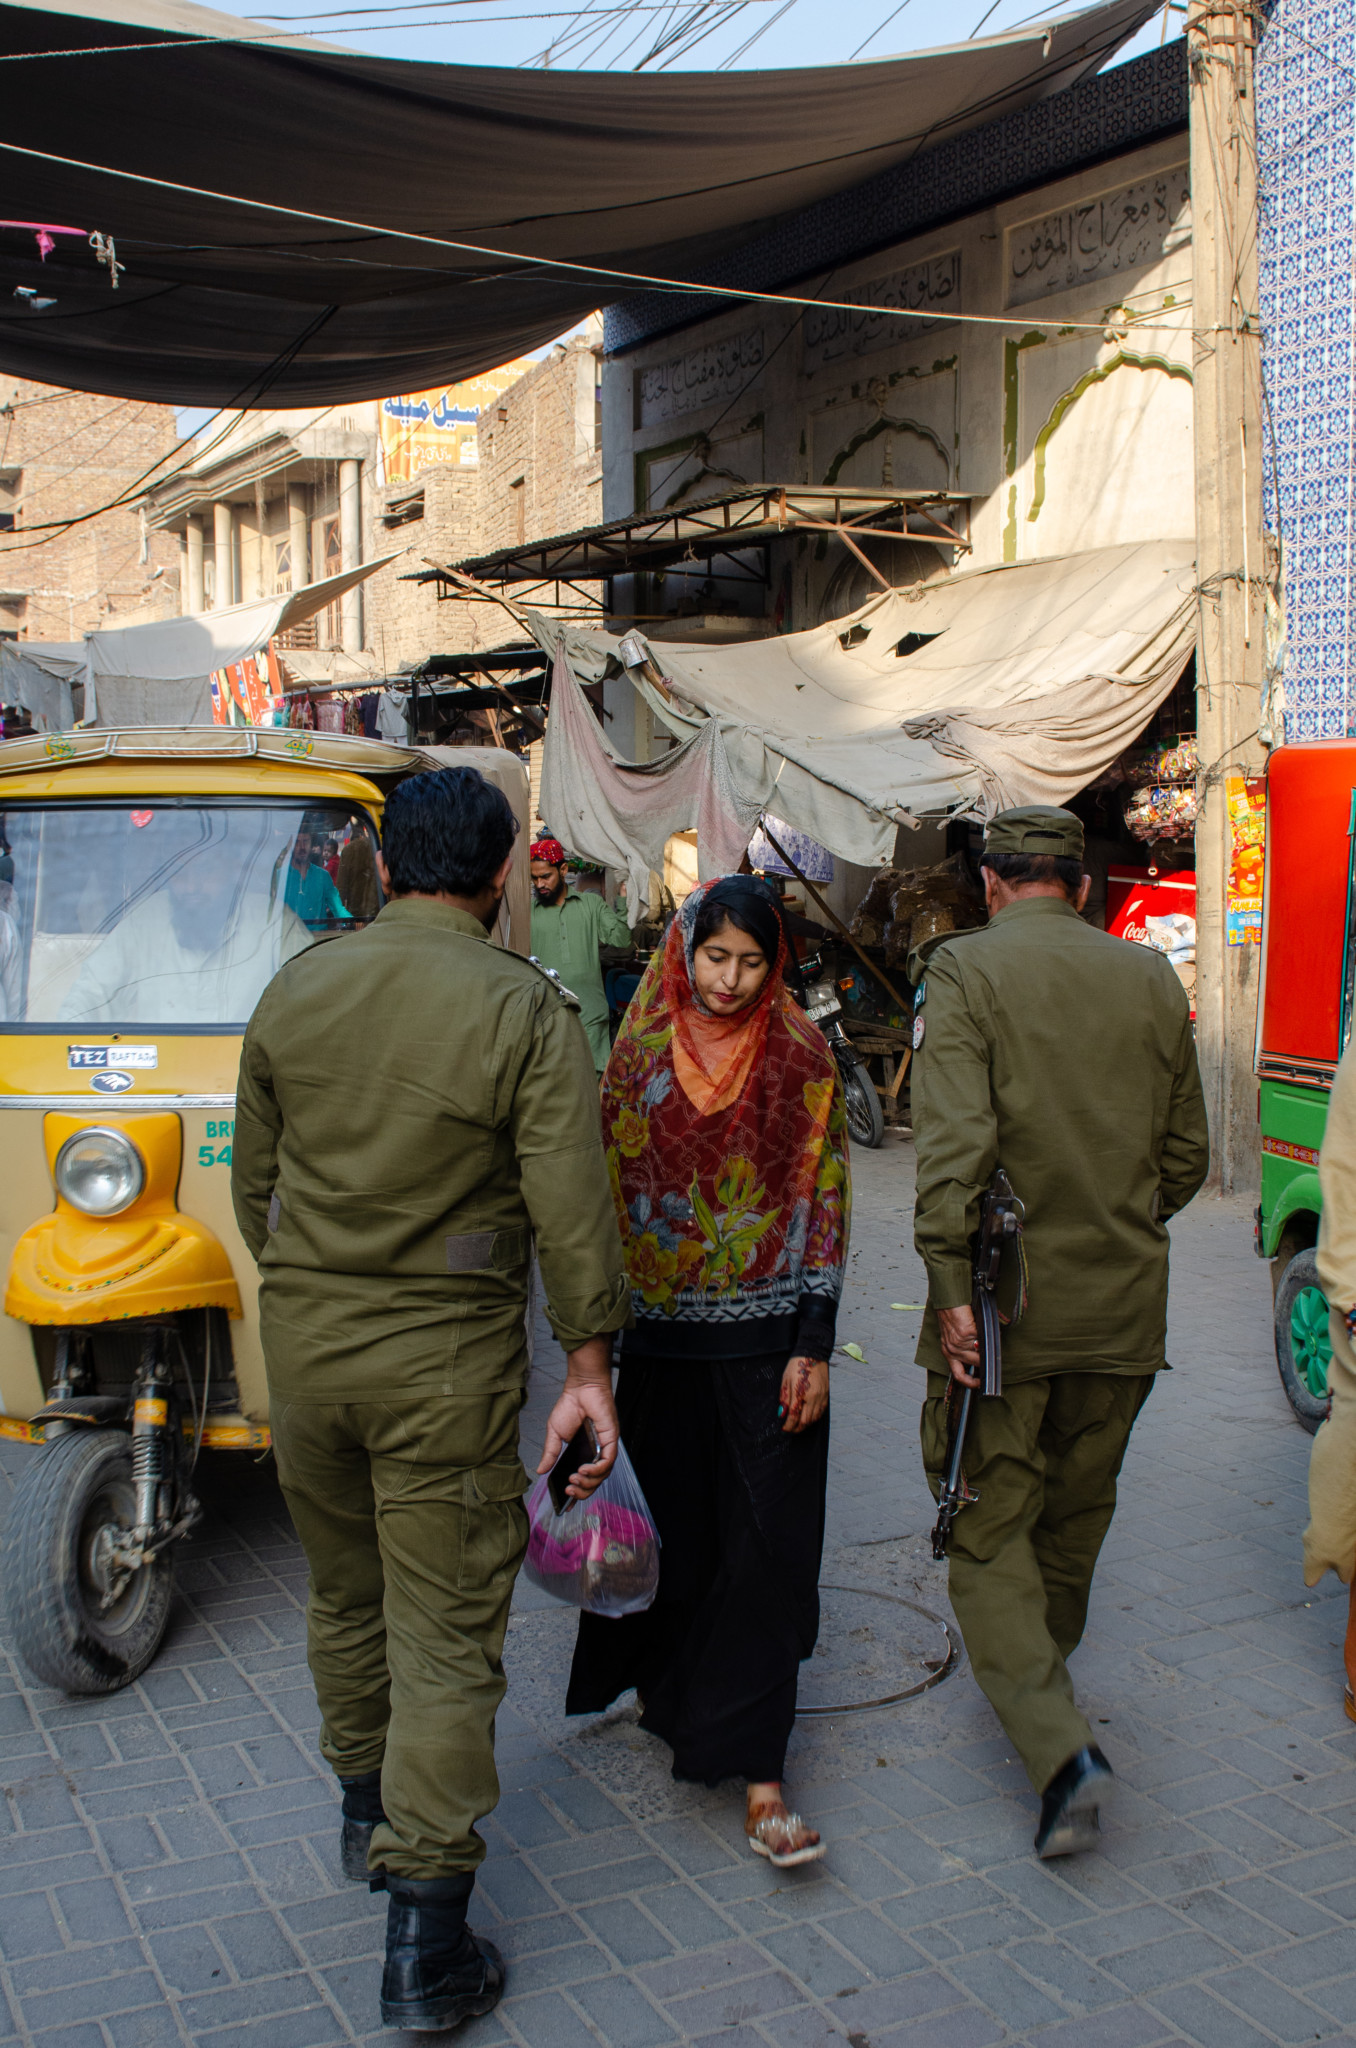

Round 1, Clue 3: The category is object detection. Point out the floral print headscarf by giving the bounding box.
[601,878,850,1325]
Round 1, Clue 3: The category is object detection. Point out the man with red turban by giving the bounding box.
[529,837,630,1071]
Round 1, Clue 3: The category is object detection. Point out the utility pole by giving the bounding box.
[1189,0,1268,1192]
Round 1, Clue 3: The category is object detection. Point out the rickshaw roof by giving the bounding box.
[0,726,426,805]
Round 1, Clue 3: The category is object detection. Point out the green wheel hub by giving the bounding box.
[1290,1284,1332,1400]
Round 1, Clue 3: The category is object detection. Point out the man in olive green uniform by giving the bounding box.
[530,836,631,1071]
[232,767,629,2032]
[912,806,1209,1858]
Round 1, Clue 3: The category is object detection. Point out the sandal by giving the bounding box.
[746,1809,825,1869]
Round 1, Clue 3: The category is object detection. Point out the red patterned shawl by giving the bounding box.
[601,879,850,1326]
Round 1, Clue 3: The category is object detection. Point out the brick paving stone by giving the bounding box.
[4,1159,1356,2045]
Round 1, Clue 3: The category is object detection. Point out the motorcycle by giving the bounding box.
[796,948,885,1148]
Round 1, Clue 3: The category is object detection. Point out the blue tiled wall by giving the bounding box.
[1257,0,1356,737]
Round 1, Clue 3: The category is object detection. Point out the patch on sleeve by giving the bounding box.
[912,1014,926,1049]
[526,954,582,1010]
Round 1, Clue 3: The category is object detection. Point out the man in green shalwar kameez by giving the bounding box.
[529,836,631,1072]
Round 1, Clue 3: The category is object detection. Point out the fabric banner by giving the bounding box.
[210,644,286,726]
[538,649,765,920]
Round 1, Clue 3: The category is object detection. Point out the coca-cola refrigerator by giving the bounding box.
[1106,866,1197,1018]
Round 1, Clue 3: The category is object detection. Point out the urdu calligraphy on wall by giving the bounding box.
[802,254,961,373]
[637,330,765,427]
[1006,166,1191,308]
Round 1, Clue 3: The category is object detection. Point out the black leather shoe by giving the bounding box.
[338,1770,387,1884]
[1035,1745,1115,1859]
[379,1872,505,2032]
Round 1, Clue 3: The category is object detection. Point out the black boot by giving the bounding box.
[1035,1745,1115,1859]
[380,1873,505,2033]
[338,1770,387,1883]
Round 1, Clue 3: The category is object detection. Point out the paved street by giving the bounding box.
[2,1137,1354,2048]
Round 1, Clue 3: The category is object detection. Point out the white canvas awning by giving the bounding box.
[0,640,88,731]
[6,556,399,728]
[535,540,1196,892]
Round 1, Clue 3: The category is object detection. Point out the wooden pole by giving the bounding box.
[1188,0,1267,1191]
[759,824,913,1014]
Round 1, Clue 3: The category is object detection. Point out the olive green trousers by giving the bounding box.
[270,1391,529,1880]
[922,1369,1155,1794]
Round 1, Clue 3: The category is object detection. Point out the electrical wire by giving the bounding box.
[849,0,914,62]
[0,8,782,60]
[713,0,796,69]
[968,0,1006,36]
[0,134,1193,342]
[0,310,342,547]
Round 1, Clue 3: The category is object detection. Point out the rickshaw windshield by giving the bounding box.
[0,800,383,1030]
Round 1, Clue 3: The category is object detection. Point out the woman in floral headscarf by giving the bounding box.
[566,875,851,1866]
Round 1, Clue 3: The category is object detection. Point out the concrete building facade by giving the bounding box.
[0,378,181,645]
[598,41,1192,750]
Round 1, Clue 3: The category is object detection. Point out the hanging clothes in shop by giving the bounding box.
[377,690,410,744]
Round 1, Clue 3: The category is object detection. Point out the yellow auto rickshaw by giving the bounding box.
[0,725,529,1694]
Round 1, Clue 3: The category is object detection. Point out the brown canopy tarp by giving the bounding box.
[0,0,1153,404]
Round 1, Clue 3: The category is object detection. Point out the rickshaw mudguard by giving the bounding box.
[4,1111,242,1327]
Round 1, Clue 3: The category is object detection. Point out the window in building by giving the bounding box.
[383,486,425,529]
[0,515,14,534]
[0,468,20,533]
[511,477,526,543]
[274,537,292,593]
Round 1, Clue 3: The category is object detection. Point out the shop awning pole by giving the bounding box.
[760,823,912,1012]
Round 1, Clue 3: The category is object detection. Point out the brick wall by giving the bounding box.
[362,332,603,666]
[0,377,182,645]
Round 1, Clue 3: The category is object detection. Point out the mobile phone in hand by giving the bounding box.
[549,1420,601,1514]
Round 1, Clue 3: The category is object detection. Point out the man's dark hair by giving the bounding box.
[981,851,1084,897]
[382,767,518,897]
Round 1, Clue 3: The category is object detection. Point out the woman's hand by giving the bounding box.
[779,1355,829,1432]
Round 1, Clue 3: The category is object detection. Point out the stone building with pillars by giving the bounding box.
[141,403,376,656]
[139,329,603,676]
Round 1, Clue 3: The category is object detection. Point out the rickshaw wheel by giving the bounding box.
[4,1431,174,1695]
[1273,1247,1332,1436]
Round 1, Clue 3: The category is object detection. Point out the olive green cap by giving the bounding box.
[983,805,1084,862]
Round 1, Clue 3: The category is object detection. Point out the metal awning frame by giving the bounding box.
[411,486,973,615]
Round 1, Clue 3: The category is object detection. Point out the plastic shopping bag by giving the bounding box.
[523,1440,660,1616]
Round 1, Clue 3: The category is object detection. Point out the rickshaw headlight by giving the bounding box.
[54,1128,146,1217]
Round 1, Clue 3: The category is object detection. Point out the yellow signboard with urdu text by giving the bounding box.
[379,360,537,484]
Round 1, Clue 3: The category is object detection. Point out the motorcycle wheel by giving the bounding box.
[1273,1246,1331,1436]
[842,1060,885,1149]
[4,1430,174,1694]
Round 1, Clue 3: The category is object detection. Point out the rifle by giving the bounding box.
[930,1167,1024,1561]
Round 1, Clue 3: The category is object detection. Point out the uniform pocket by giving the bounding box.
[458,1460,529,1592]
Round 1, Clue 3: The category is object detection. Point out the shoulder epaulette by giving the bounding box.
[526,954,582,1010]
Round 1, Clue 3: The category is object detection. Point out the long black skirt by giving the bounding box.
[565,1346,829,1786]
